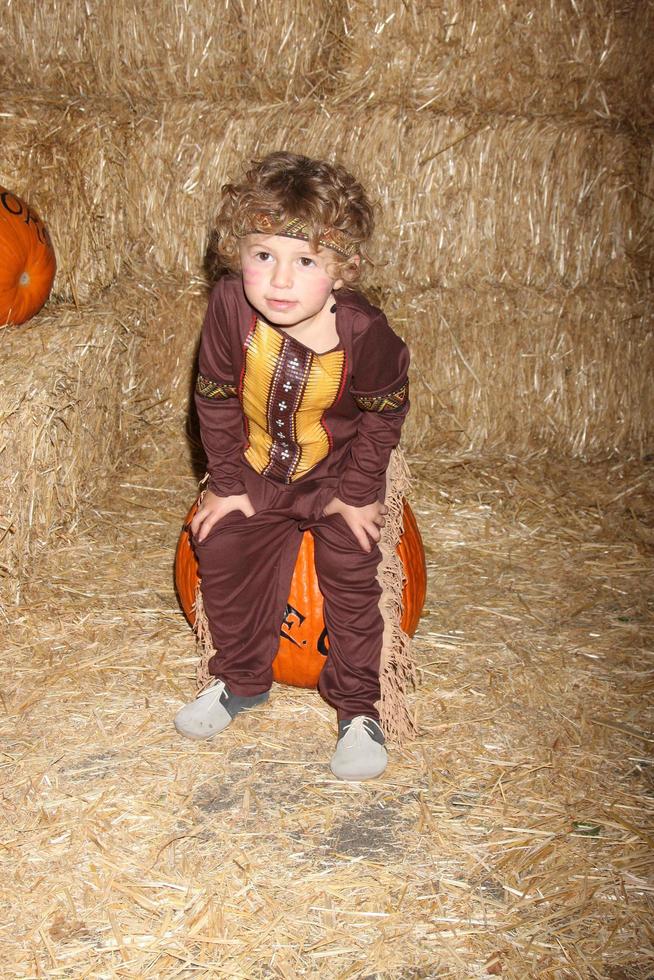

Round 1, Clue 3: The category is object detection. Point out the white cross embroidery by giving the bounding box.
[278,401,287,410]
[283,382,292,392]
[276,419,284,427]
[281,450,290,459]
[290,358,299,368]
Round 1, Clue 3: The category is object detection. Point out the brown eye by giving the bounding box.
[299,257,316,268]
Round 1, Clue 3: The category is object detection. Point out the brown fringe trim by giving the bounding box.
[194,486,216,691]
[195,584,215,691]
[374,447,417,745]
[193,449,417,742]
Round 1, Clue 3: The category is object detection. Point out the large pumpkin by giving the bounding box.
[175,499,427,688]
[0,186,56,326]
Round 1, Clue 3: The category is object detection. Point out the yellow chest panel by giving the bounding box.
[241,319,346,483]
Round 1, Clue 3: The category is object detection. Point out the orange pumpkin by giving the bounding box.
[175,499,427,688]
[0,186,56,326]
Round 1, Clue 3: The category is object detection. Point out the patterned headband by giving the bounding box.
[248,212,359,259]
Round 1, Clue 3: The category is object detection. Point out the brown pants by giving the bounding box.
[193,466,384,721]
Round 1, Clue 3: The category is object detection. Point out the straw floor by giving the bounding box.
[2,421,652,978]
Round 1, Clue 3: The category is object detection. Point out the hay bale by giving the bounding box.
[126,101,645,291]
[0,271,206,612]
[130,274,208,430]
[1,95,646,299]
[636,134,654,291]
[336,0,654,124]
[0,0,342,101]
[388,283,653,457]
[1,91,649,487]
[0,94,132,302]
[2,0,651,121]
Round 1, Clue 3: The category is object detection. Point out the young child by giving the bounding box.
[174,151,410,780]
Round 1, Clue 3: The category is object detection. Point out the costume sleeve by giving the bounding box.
[337,312,410,507]
[195,282,247,496]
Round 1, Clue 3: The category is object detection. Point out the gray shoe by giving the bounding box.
[174,678,270,741]
[330,716,388,780]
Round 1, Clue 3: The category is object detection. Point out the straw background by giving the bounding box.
[0,1,344,102]
[1,0,652,976]
[0,273,206,600]
[2,97,647,297]
[336,0,654,125]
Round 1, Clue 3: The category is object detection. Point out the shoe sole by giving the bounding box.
[330,764,388,781]
[174,722,230,741]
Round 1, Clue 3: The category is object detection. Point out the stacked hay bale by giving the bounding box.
[0,0,652,607]
[0,274,207,604]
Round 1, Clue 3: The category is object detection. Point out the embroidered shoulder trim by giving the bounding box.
[196,373,239,400]
[354,380,409,413]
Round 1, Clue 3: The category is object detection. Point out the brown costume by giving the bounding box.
[194,275,410,721]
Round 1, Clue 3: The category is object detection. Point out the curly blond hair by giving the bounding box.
[209,151,376,286]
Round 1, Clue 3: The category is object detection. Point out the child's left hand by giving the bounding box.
[323,496,387,553]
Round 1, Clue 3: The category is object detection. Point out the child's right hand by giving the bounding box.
[190,490,255,542]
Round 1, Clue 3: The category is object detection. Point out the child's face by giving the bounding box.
[238,233,345,332]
